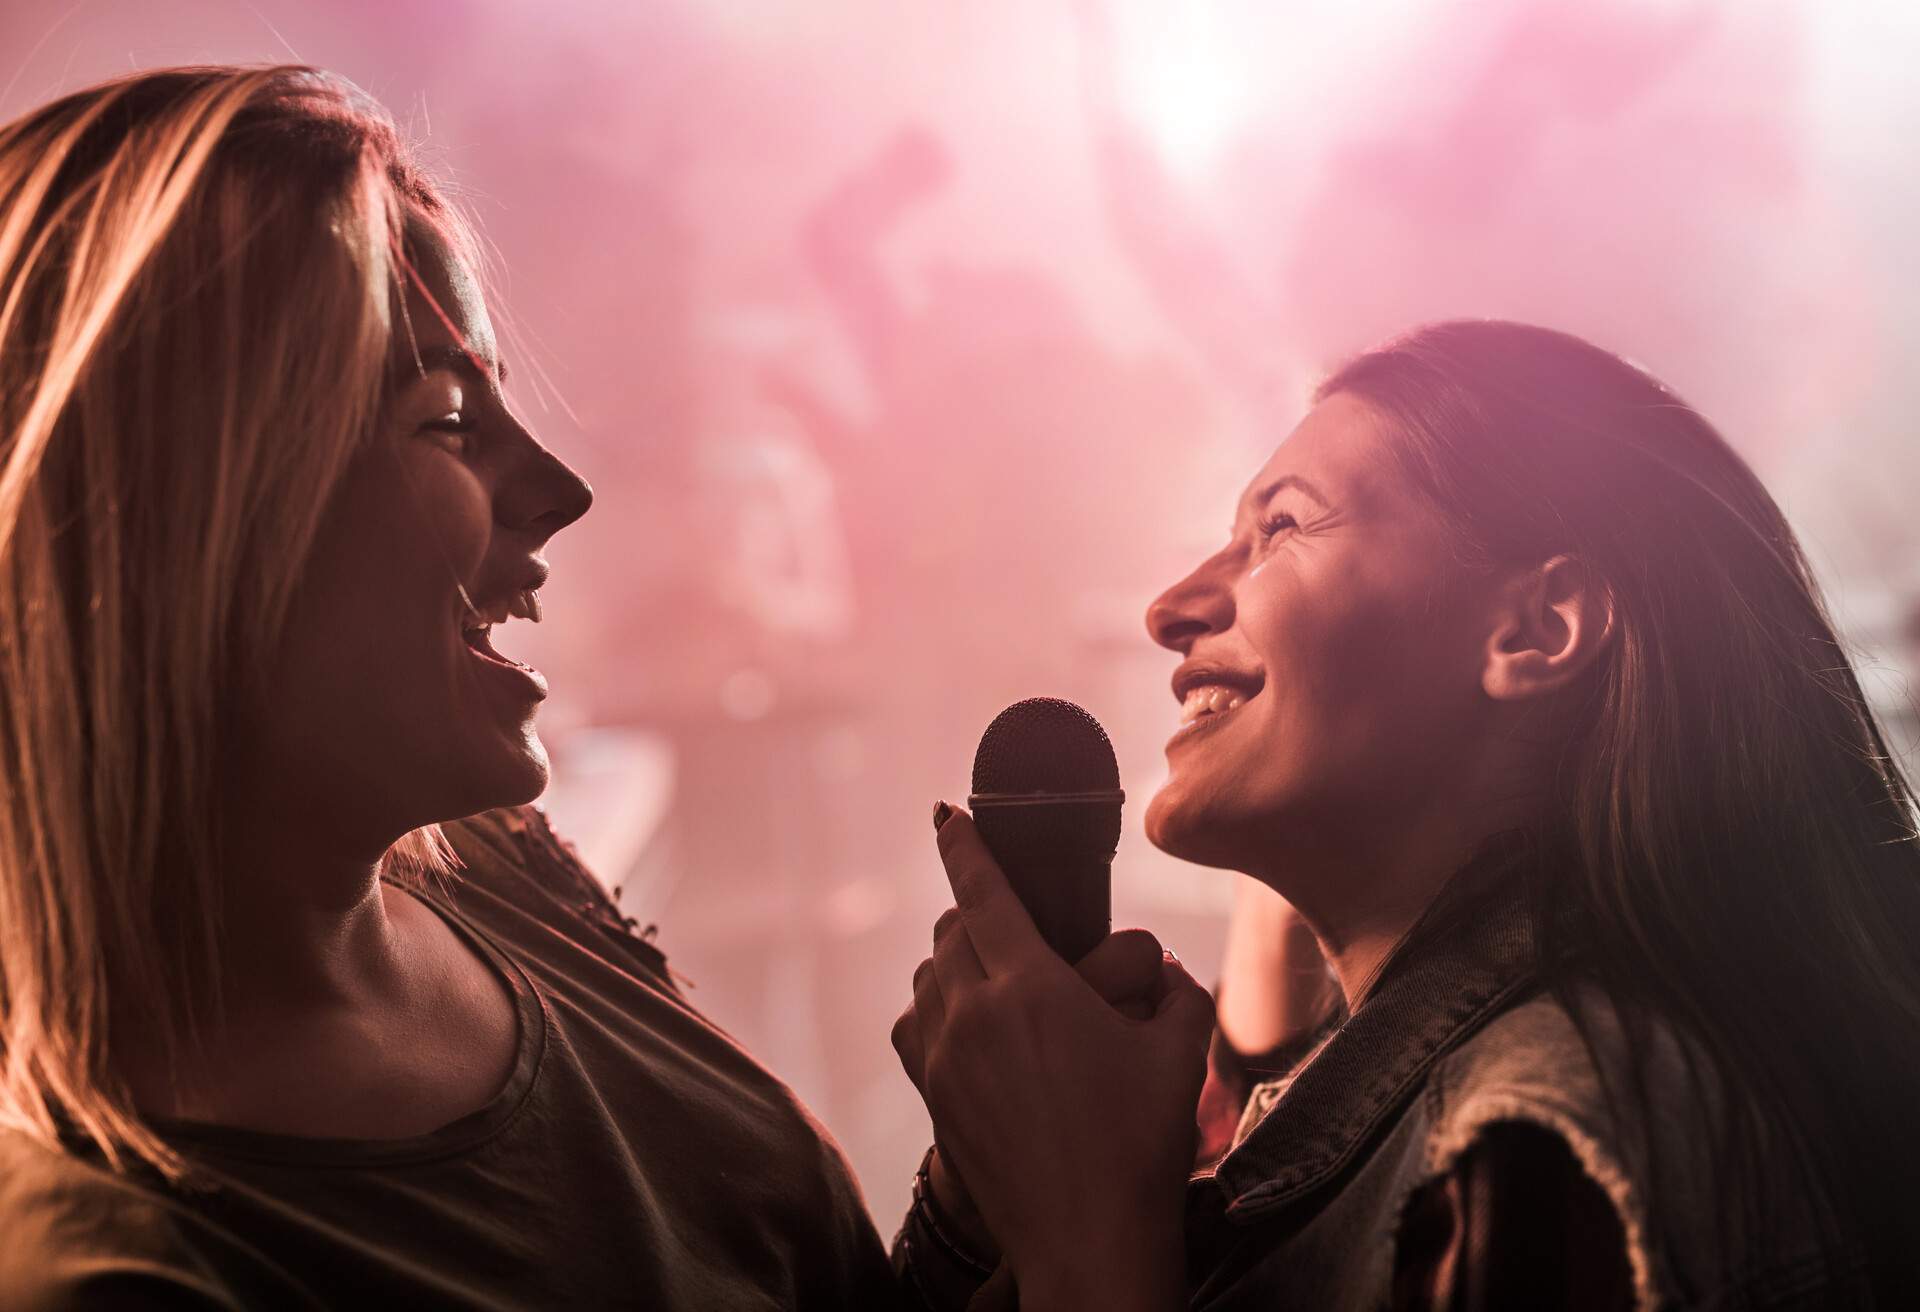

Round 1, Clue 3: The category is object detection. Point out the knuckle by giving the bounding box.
[942,990,992,1044]
[932,907,963,942]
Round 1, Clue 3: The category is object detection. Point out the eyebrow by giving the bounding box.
[409,343,509,389]
[1246,472,1333,511]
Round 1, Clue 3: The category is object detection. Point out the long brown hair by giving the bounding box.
[0,67,468,1179]
[1320,320,1920,1303]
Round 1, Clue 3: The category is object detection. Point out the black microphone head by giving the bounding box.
[970,696,1121,797]
[967,698,1121,960]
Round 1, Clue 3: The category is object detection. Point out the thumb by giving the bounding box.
[1152,954,1217,1061]
[1076,928,1167,1007]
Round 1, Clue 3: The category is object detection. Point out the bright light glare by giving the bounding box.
[1111,3,1253,176]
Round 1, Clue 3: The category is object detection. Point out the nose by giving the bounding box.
[499,432,594,540]
[1146,549,1235,654]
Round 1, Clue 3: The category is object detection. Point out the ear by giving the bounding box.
[1482,555,1615,702]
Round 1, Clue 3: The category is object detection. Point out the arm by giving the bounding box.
[1216,877,1337,1054]
[1195,879,1340,1165]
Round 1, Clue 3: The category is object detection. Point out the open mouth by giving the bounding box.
[462,623,533,671]
[460,587,544,679]
[1172,665,1265,733]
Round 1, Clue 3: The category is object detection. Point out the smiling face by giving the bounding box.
[1143,393,1504,882]
[234,227,594,853]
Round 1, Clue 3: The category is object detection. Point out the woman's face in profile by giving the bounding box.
[237,230,593,846]
[1144,393,1500,876]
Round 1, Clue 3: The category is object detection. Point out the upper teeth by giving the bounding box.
[1181,684,1247,724]
[463,588,542,632]
[508,588,542,623]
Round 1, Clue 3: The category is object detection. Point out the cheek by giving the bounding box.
[391,447,493,582]
[1244,559,1468,776]
[1240,561,1384,718]
[261,453,495,715]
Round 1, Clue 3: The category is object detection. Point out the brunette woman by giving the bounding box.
[894,321,1920,1309]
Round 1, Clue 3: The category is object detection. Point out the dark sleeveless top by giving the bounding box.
[0,806,901,1310]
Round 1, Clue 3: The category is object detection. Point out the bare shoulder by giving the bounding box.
[0,1130,240,1310]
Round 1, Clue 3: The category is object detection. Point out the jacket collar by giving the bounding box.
[1209,844,1539,1220]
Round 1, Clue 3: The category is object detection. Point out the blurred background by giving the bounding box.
[7,0,1916,1228]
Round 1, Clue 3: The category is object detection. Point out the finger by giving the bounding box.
[1075,928,1166,1006]
[933,805,1049,976]
[932,904,987,998]
[892,958,940,1091]
[912,953,950,1070]
[933,905,963,949]
[890,1003,925,1092]
[913,954,947,1032]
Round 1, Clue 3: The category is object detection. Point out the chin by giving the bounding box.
[1145,784,1252,872]
[490,736,552,807]
[439,725,550,819]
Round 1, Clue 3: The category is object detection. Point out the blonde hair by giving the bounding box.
[0,66,468,1178]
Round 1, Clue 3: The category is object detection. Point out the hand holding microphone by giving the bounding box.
[890,699,1214,1310]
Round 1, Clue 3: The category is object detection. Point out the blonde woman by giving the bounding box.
[0,67,897,1308]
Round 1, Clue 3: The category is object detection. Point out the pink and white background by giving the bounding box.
[6,0,1916,1226]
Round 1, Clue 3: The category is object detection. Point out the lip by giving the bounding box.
[1170,660,1265,704]
[1165,696,1249,752]
[463,629,549,701]
[1165,659,1264,753]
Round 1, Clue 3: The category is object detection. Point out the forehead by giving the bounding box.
[401,222,496,364]
[1241,391,1398,511]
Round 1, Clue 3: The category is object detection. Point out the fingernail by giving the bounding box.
[932,800,953,831]
[1163,948,1181,964]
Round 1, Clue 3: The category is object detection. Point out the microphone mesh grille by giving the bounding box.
[970,697,1121,796]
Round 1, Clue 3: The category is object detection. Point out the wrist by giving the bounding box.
[917,1145,998,1268]
[1016,1255,1185,1311]
[1009,1209,1186,1312]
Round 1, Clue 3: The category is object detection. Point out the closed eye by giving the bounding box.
[1258,512,1298,540]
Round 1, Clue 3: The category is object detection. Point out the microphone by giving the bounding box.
[968,697,1123,962]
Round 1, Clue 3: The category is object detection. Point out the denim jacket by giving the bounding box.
[897,877,1862,1310]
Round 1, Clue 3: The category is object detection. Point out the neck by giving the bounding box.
[115,802,418,1118]
[1255,781,1533,1010]
[216,842,402,1012]
[1292,839,1462,1010]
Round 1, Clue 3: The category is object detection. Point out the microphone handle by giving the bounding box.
[970,798,1114,963]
